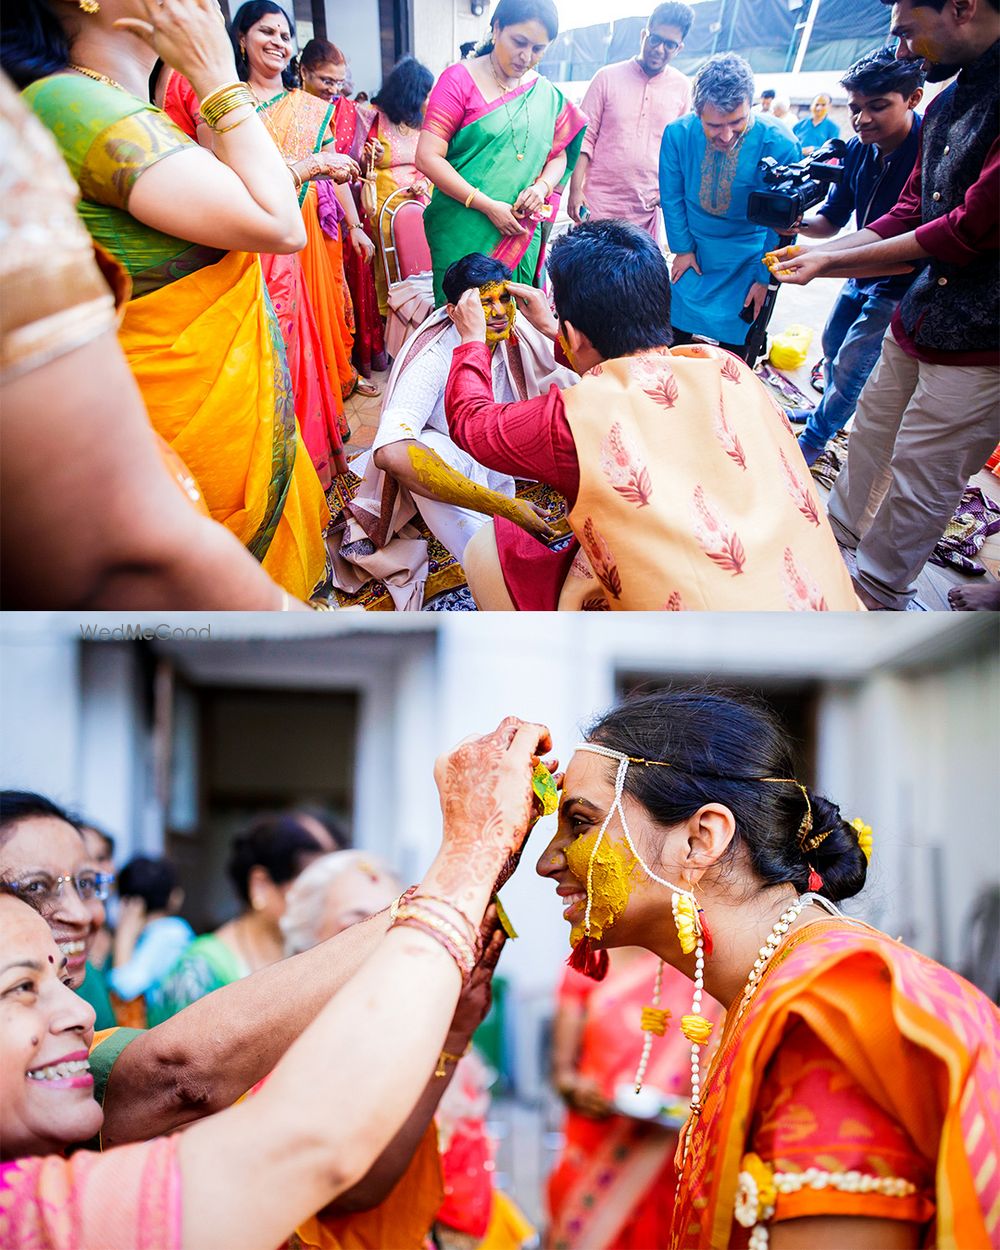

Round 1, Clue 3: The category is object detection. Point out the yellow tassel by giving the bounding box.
[640,1006,670,1036]
[672,892,698,955]
[680,1014,713,1045]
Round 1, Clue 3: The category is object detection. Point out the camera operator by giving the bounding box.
[793,48,925,467]
[659,52,800,358]
[770,0,998,612]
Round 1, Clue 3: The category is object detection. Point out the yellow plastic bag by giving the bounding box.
[769,323,814,371]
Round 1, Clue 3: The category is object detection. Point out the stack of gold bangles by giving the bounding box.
[390,892,482,981]
[200,81,256,134]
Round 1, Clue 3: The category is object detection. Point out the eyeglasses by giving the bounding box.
[645,33,681,51]
[4,871,115,912]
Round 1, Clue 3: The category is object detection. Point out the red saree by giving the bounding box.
[671,918,1000,1249]
[548,953,725,1250]
[331,96,387,377]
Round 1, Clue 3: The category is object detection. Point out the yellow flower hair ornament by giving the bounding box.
[850,817,873,862]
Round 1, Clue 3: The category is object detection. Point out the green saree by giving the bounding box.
[422,64,587,305]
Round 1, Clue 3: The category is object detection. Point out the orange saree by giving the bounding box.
[670,918,1000,1249]
[257,89,355,481]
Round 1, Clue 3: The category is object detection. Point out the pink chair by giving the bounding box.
[379,189,432,290]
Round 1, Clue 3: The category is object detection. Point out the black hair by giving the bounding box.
[0,0,71,89]
[290,807,349,850]
[546,219,672,359]
[227,813,326,904]
[760,88,776,99]
[372,56,435,128]
[840,44,926,97]
[117,856,179,912]
[0,791,82,846]
[648,2,695,39]
[442,253,512,305]
[80,821,116,860]
[230,2,299,90]
[586,689,868,904]
[477,0,559,55]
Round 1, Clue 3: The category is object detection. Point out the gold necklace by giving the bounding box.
[488,54,529,161]
[252,84,305,158]
[68,63,128,93]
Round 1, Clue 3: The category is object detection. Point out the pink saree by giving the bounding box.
[0,1137,181,1250]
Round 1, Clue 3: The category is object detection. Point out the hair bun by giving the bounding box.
[800,792,867,903]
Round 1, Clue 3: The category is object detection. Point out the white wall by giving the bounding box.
[325,0,384,94]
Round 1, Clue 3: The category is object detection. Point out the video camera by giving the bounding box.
[747,139,847,232]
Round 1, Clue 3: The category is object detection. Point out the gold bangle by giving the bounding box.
[201,84,255,130]
[537,178,552,199]
[199,80,244,113]
[212,107,254,135]
[464,187,478,209]
[289,164,303,192]
[200,83,252,122]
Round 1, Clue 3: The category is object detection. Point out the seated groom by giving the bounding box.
[330,254,574,610]
[444,219,861,611]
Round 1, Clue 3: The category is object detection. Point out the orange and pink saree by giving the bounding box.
[670,919,1000,1249]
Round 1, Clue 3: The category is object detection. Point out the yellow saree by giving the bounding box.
[24,73,329,600]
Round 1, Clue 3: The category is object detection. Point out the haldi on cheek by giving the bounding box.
[565,827,638,945]
[479,281,516,343]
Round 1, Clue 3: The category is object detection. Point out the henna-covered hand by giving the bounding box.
[433,717,552,893]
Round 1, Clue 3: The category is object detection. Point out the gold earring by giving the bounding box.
[79,0,101,12]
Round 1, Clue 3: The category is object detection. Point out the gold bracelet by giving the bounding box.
[212,107,254,135]
[201,84,255,130]
[537,178,552,199]
[289,164,303,192]
[199,80,244,113]
[200,83,252,122]
[434,1044,471,1077]
[464,187,478,209]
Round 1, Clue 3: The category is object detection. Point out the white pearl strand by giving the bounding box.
[736,896,806,1020]
[633,957,663,1092]
[689,933,706,1110]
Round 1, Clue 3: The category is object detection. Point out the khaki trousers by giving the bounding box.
[828,329,1000,609]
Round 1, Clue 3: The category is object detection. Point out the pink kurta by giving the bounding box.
[580,59,692,237]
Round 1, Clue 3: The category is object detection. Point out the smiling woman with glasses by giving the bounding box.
[0,793,111,989]
[5,870,116,910]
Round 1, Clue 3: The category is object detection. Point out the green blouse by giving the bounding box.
[24,74,223,295]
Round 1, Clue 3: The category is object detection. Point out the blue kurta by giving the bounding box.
[660,112,800,345]
[794,114,840,150]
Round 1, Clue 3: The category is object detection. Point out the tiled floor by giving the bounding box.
[339,278,998,611]
[343,370,392,454]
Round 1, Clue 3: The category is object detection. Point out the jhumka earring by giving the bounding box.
[79,0,101,12]
[573,744,716,1104]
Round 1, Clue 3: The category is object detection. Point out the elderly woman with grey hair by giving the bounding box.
[658,51,800,356]
[281,851,401,954]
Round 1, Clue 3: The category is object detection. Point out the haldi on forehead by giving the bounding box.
[479,280,516,343]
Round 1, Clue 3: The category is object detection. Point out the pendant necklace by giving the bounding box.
[69,64,129,93]
[489,54,529,161]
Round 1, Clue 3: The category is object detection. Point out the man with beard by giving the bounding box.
[659,53,800,357]
[771,0,999,611]
[567,3,695,239]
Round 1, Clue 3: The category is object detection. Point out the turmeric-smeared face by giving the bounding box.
[564,827,639,946]
[480,282,515,343]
